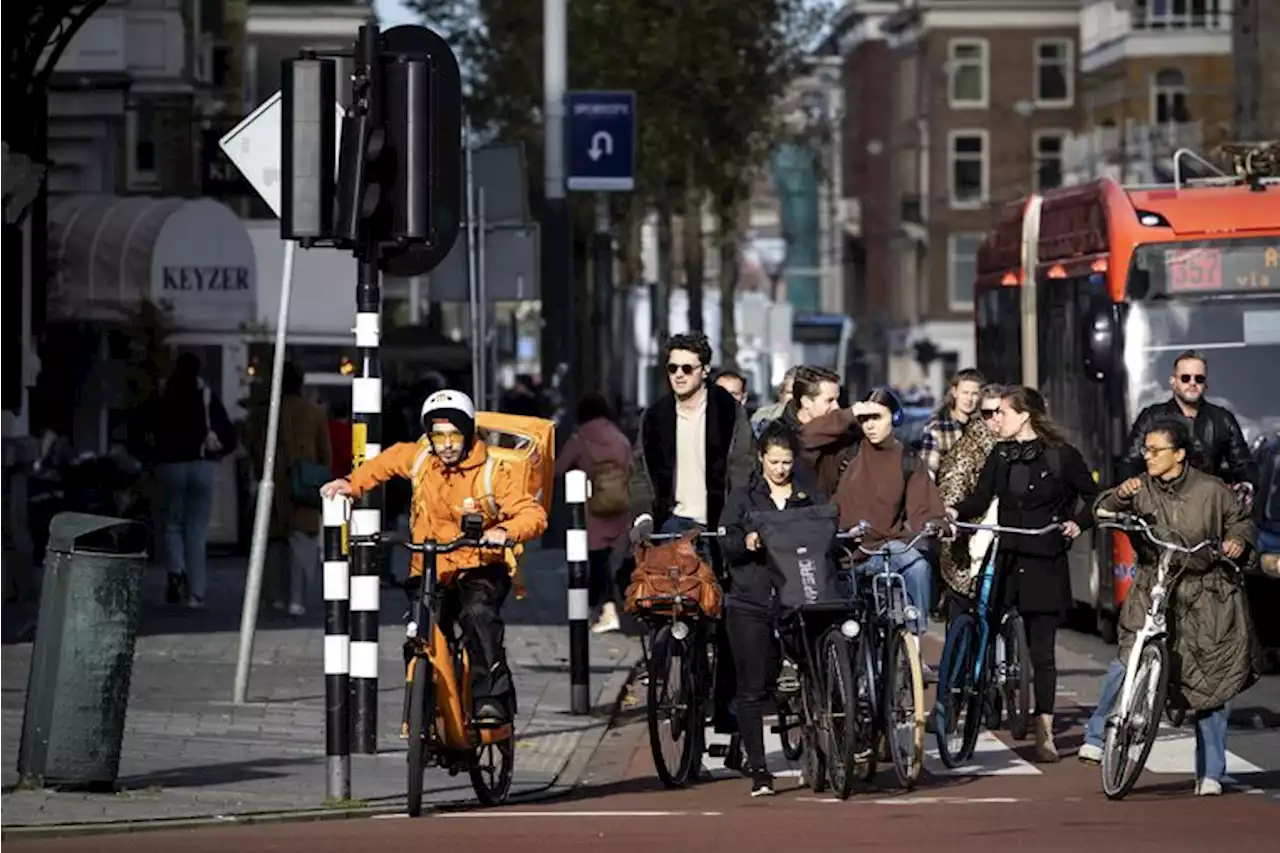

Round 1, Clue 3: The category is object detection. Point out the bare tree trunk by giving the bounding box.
[653,200,675,399]
[681,182,705,333]
[619,195,644,290]
[716,190,741,367]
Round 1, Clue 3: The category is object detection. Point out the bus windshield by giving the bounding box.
[1123,296,1280,443]
[1128,235,1279,296]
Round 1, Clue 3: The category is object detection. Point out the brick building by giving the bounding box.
[840,0,1081,392]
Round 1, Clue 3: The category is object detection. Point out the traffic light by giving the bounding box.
[333,27,388,247]
[280,55,337,244]
[383,56,431,243]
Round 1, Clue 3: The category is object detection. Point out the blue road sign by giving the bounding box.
[566,90,636,192]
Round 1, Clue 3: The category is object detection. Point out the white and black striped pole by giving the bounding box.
[565,469,591,714]
[322,495,351,799]
[349,255,382,754]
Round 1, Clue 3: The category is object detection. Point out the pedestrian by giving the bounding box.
[1080,417,1256,795]
[715,368,749,406]
[750,366,797,437]
[148,353,237,610]
[920,367,985,481]
[248,362,332,616]
[556,391,633,634]
[948,385,1099,762]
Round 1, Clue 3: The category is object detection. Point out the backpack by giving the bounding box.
[477,412,558,514]
[624,528,723,619]
[749,504,842,615]
[586,454,630,517]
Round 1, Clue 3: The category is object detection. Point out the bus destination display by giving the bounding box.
[1164,243,1278,292]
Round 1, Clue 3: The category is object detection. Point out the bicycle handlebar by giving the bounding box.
[645,531,725,542]
[1094,508,1216,556]
[838,520,942,556]
[354,531,514,555]
[953,521,1065,536]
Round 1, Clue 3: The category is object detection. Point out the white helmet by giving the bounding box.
[420,389,477,441]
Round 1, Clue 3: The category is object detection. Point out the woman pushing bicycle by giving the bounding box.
[947,385,1097,763]
[1080,417,1256,796]
[320,390,548,728]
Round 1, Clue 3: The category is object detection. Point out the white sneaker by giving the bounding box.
[591,602,621,634]
[1196,778,1223,796]
[1077,743,1103,764]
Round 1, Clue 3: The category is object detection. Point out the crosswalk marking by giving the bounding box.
[702,721,801,780]
[924,730,1043,776]
[1141,725,1265,780]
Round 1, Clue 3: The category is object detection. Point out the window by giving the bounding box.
[1034,39,1073,106]
[127,104,158,189]
[1034,132,1067,191]
[948,39,987,108]
[948,233,984,308]
[1134,0,1225,29]
[1152,68,1190,124]
[949,131,987,207]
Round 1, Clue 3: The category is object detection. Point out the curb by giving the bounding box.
[0,647,643,841]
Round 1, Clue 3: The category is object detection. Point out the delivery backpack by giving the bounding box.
[625,527,723,619]
[748,503,842,614]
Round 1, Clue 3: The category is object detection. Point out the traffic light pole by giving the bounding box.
[541,0,574,427]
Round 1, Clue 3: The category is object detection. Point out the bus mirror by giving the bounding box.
[1083,302,1117,383]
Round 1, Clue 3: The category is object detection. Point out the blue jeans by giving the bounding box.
[858,540,931,635]
[1085,658,1230,782]
[156,460,217,602]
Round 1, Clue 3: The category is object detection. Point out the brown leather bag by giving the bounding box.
[624,527,723,619]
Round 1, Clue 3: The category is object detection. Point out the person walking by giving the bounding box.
[949,385,1099,762]
[557,391,633,634]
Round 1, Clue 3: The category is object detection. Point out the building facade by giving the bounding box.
[876,0,1081,393]
[1233,0,1280,140]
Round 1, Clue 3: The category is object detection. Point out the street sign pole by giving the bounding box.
[593,194,612,395]
[542,0,573,432]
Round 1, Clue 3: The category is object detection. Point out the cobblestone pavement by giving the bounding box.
[1,546,641,828]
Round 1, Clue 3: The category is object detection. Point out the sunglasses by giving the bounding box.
[980,408,1000,420]
[1178,373,1206,385]
[429,431,465,448]
[667,363,700,376]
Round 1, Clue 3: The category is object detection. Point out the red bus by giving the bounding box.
[973,150,1280,641]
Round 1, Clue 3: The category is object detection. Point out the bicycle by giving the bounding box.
[933,521,1062,768]
[354,514,516,817]
[634,530,724,789]
[838,522,941,790]
[1093,509,1232,800]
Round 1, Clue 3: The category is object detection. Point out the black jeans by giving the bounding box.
[725,603,778,774]
[588,547,616,609]
[406,563,514,716]
[1023,612,1059,715]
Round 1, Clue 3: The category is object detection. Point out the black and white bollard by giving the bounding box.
[322,495,351,799]
[349,256,382,755]
[565,470,591,715]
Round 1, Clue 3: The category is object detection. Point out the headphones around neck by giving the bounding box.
[1001,438,1045,463]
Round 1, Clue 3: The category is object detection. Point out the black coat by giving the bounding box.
[953,440,1099,614]
[719,469,826,612]
[1120,398,1258,486]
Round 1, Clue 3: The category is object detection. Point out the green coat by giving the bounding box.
[1094,467,1260,712]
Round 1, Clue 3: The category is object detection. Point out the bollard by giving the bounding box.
[565,469,591,715]
[322,496,351,800]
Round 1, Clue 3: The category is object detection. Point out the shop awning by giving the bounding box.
[48,194,257,330]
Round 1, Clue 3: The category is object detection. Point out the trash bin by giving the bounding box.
[17,512,149,790]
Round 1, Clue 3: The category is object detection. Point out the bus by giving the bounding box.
[973,147,1280,642]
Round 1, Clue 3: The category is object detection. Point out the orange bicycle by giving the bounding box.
[358,514,516,816]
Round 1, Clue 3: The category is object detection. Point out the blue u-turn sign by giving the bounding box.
[566,90,636,192]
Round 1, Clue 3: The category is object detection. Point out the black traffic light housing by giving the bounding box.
[280,53,337,246]
[281,24,462,273]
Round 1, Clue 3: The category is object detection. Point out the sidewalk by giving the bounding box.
[1,546,641,829]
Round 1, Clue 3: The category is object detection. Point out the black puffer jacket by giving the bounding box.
[1121,398,1258,486]
[719,469,826,612]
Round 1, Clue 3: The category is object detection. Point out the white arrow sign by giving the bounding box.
[587,130,614,162]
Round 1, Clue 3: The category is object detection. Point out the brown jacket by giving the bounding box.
[797,408,863,496]
[248,393,332,538]
[831,437,947,557]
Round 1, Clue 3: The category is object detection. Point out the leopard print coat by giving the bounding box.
[935,420,998,598]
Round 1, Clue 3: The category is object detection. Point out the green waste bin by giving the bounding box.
[17,512,149,790]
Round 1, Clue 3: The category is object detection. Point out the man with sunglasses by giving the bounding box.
[1120,350,1258,493]
[320,389,548,728]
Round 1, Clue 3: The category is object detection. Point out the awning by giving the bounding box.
[47,194,256,330]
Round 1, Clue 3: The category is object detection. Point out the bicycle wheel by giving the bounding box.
[818,629,858,799]
[853,630,879,783]
[1002,613,1034,741]
[935,614,983,768]
[406,655,433,817]
[647,628,702,788]
[1101,640,1169,800]
[778,698,805,761]
[884,628,925,789]
[800,665,828,793]
[470,729,515,805]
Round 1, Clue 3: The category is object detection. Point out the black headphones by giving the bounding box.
[1000,439,1046,463]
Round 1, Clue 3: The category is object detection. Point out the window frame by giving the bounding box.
[947,38,989,110]
[1032,129,1069,192]
[948,231,985,311]
[948,129,989,209]
[126,105,159,191]
[1150,67,1190,125]
[1033,37,1075,108]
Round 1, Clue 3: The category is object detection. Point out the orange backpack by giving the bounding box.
[624,528,723,619]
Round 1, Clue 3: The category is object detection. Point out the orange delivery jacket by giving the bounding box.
[347,437,548,588]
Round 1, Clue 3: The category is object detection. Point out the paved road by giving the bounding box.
[5,625,1274,851]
